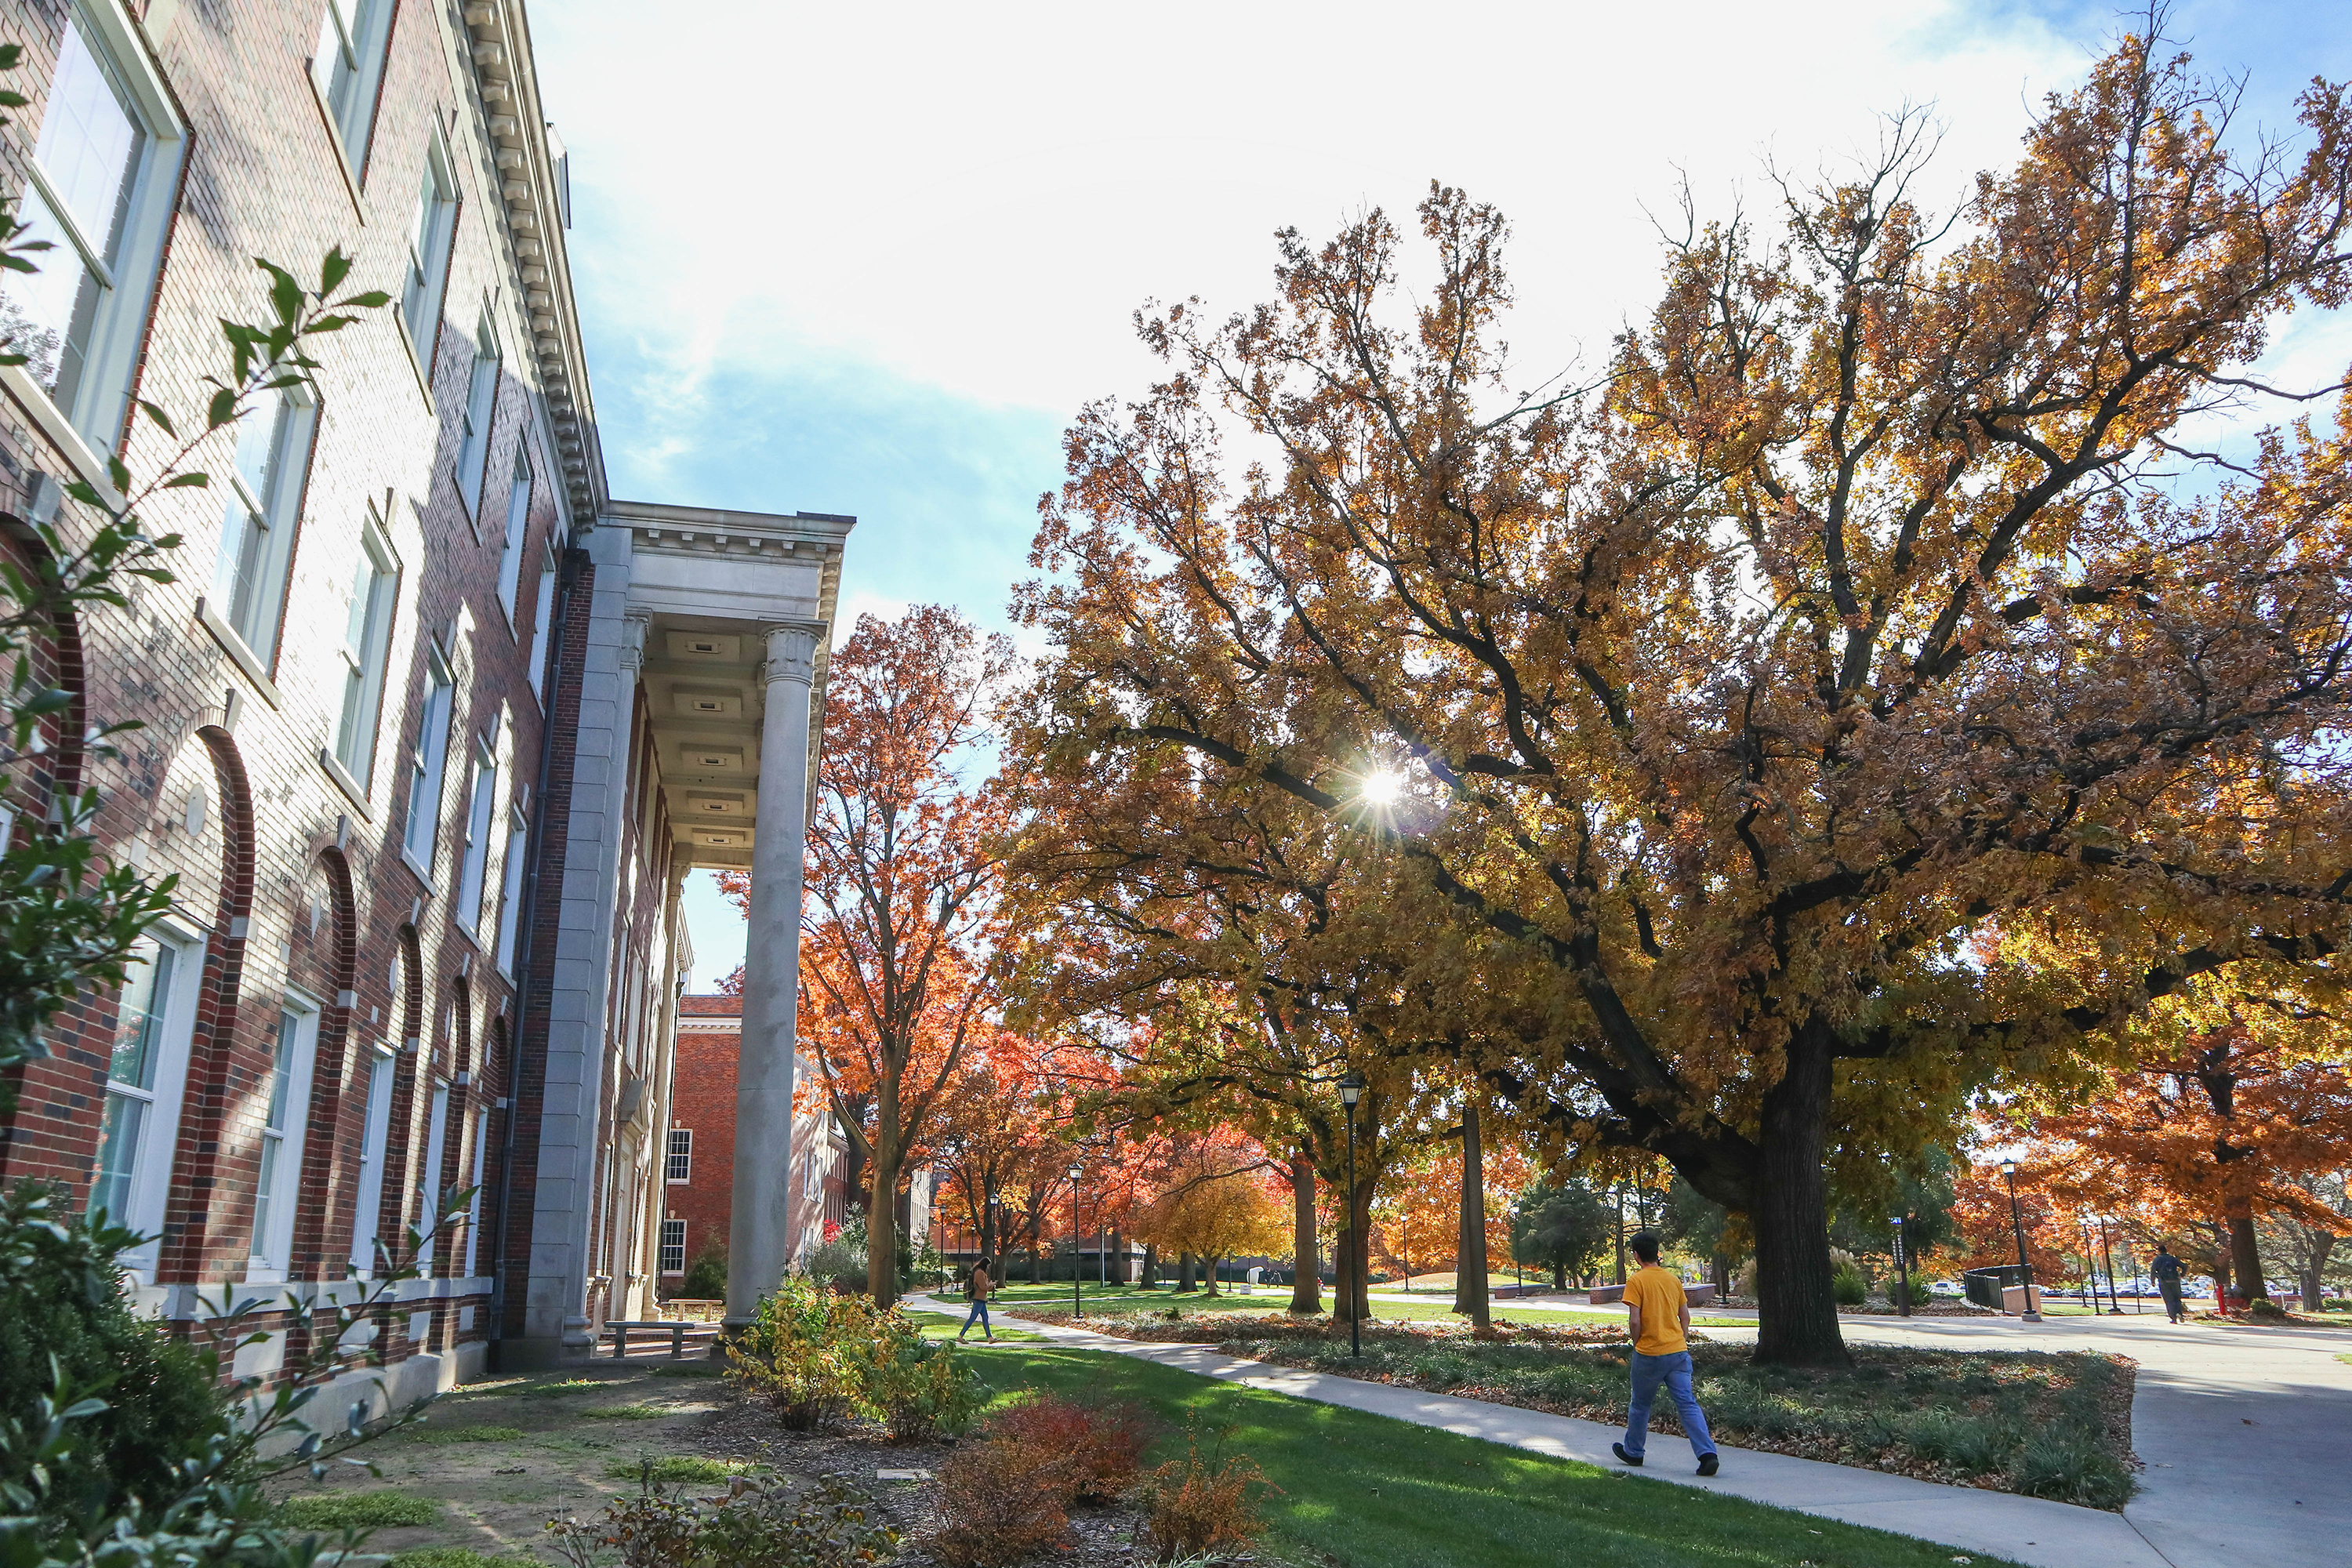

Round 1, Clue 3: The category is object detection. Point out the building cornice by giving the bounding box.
[459,0,606,525]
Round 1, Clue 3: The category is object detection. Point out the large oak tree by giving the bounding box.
[1008,30,2352,1363]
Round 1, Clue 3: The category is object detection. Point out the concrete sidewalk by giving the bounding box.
[920,1295,2169,1568]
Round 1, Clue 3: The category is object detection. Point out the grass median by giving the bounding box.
[964,1343,2029,1568]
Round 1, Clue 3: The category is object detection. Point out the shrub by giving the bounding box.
[1831,1262,1868,1306]
[725,1276,880,1431]
[1733,1259,1759,1298]
[800,1236,867,1290]
[979,1394,1154,1501]
[691,1474,901,1566]
[277,1490,445,1529]
[681,1240,730,1301]
[928,1439,1080,1566]
[855,1323,989,1443]
[0,1187,230,1535]
[1139,1429,1278,1565]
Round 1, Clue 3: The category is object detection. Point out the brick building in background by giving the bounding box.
[0,0,849,1390]
[662,992,850,1294]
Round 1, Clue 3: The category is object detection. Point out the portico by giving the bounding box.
[509,499,851,1366]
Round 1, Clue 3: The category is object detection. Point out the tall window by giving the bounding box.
[496,442,532,622]
[311,0,390,169]
[399,136,457,361]
[349,1044,396,1274]
[453,740,497,933]
[4,6,183,446]
[463,1107,488,1276]
[659,1218,686,1276]
[666,1127,692,1184]
[525,550,557,702]
[416,1081,449,1274]
[333,516,397,786]
[456,312,500,512]
[249,1004,319,1275]
[401,653,455,875]
[89,934,198,1273]
[493,804,528,976]
[213,385,314,664]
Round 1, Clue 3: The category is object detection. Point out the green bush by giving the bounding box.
[277,1490,444,1529]
[854,1321,989,1443]
[725,1276,878,1430]
[1831,1262,1868,1306]
[799,1236,866,1289]
[0,1185,230,1535]
[680,1241,729,1301]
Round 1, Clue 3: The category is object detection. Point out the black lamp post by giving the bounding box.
[1339,1070,1366,1359]
[1891,1215,1911,1318]
[2000,1158,2042,1322]
[1067,1162,1084,1318]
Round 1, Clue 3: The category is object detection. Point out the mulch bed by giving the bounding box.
[684,1388,1163,1566]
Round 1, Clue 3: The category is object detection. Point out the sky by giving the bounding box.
[525,0,2352,989]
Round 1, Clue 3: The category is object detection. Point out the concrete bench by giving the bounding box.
[605,1319,722,1359]
[1584,1283,1715,1307]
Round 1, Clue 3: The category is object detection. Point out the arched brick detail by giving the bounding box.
[154,724,257,1284]
[290,847,360,1279]
[377,925,426,1257]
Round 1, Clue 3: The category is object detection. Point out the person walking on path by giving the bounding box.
[957,1255,996,1341]
[2151,1243,2187,1323]
[1611,1230,1720,1477]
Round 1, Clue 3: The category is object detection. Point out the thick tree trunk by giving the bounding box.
[2227,1207,2267,1303]
[1108,1225,1124,1285]
[866,1151,900,1309]
[1140,1243,1159,1288]
[1552,1261,1566,1290]
[1748,1024,1850,1367]
[1453,1096,1490,1327]
[1178,1251,1196,1292]
[1290,1156,1321,1314]
[1712,1252,1731,1296]
[1203,1255,1221,1297]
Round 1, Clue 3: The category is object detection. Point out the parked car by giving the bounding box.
[1927,1279,1965,1298]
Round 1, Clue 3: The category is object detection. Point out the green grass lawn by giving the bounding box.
[902,1306,1047,1342]
[963,1345,2024,1568]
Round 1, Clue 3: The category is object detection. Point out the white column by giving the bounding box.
[725,623,819,1327]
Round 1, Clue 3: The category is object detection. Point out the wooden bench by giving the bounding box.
[1584,1283,1715,1308]
[604,1319,723,1359]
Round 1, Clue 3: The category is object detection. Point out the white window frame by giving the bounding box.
[659,1218,686,1276]
[210,383,317,668]
[455,309,500,514]
[332,509,398,789]
[88,924,202,1279]
[310,0,393,173]
[492,804,528,976]
[666,1127,692,1185]
[399,132,458,366]
[416,1080,450,1276]
[452,737,497,934]
[524,546,557,703]
[247,997,321,1282]
[2,0,187,454]
[463,1105,488,1276]
[495,438,532,626]
[347,1042,397,1276]
[401,650,455,880]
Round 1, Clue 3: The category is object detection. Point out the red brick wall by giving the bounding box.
[0,0,576,1377]
[664,996,739,1289]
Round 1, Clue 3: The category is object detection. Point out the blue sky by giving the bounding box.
[528,0,2352,987]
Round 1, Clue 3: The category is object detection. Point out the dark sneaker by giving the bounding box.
[1697,1454,1720,1477]
[1611,1443,1642,1468]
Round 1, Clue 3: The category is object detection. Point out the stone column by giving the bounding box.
[724,624,819,1328]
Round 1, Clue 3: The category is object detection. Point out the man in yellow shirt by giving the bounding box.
[1610,1230,1720,1476]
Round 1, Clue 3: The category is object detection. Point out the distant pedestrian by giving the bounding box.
[958,1255,996,1341]
[1610,1230,1719,1477]
[2151,1244,2187,1323]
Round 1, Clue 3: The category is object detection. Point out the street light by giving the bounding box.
[1890,1215,1910,1318]
[1999,1159,2042,1322]
[1068,1162,1085,1318]
[1338,1070,1367,1359]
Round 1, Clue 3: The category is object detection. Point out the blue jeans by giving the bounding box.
[1624,1350,1715,1460]
[960,1299,991,1335]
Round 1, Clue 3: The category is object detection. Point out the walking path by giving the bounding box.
[915,1294,2163,1568]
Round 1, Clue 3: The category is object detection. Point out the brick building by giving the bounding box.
[660,991,848,1294]
[0,0,848,1391]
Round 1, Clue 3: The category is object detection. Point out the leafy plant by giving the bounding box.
[723,1276,876,1431]
[1138,1425,1278,1565]
[797,1236,865,1289]
[849,1315,988,1443]
[547,1468,896,1568]
[679,1241,728,1301]
[1831,1263,1868,1307]
[979,1394,1153,1501]
[927,1437,1078,1567]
